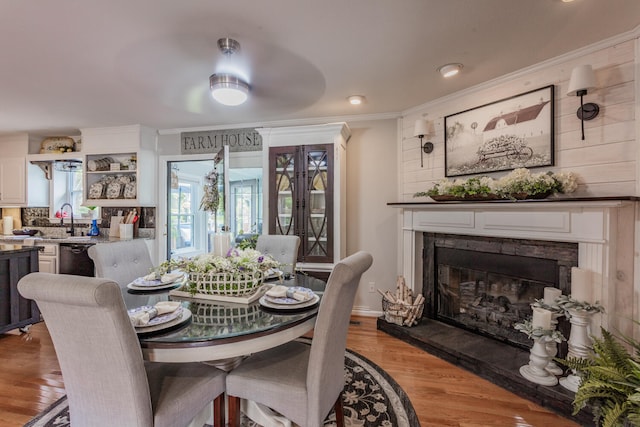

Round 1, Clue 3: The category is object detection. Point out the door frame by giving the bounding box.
[158,153,222,265]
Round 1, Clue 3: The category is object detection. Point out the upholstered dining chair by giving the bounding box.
[226,251,373,427]
[88,239,155,287]
[18,273,226,427]
[255,234,301,275]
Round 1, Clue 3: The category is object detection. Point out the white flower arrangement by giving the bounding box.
[414,168,579,200]
[157,248,280,296]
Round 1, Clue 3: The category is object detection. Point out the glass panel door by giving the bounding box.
[167,156,221,260]
[302,146,332,261]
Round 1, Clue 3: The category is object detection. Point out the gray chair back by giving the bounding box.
[18,273,155,426]
[307,251,373,423]
[88,239,154,286]
[255,234,300,275]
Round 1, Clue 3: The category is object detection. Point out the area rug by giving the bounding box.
[25,340,420,427]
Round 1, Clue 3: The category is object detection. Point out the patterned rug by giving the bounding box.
[25,340,420,427]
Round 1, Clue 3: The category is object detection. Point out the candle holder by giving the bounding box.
[530,299,565,375]
[546,313,565,375]
[515,320,565,386]
[558,306,601,392]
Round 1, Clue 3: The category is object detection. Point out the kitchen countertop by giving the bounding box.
[0,244,42,254]
[0,235,148,245]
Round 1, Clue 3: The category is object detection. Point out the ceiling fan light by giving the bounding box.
[210,74,249,106]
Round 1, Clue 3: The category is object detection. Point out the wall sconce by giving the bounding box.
[567,64,599,140]
[414,118,433,168]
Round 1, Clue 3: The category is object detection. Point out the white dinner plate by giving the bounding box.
[127,281,182,291]
[259,293,320,310]
[127,272,185,289]
[129,305,184,328]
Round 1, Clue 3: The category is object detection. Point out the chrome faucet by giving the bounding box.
[60,203,74,236]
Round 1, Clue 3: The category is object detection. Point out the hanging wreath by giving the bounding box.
[200,169,220,213]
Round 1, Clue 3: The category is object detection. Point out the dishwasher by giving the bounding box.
[59,243,96,276]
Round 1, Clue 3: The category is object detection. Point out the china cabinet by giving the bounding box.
[259,123,350,275]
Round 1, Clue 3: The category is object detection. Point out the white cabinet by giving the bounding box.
[80,125,157,206]
[0,157,26,205]
[38,244,58,274]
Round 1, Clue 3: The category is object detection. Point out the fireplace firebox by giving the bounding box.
[423,233,577,352]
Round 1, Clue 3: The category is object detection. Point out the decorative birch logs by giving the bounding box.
[379,276,424,326]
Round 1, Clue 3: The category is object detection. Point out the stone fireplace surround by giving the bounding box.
[381,197,639,423]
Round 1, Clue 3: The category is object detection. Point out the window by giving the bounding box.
[170,181,196,254]
[50,163,98,219]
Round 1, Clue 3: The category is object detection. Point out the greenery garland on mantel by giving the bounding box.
[413,168,579,201]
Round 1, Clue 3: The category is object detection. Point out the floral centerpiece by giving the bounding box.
[158,248,280,297]
[413,168,578,201]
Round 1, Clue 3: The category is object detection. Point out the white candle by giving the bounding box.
[571,267,593,303]
[543,287,562,305]
[532,307,552,330]
[213,233,231,257]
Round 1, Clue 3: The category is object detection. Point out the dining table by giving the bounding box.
[121,273,326,368]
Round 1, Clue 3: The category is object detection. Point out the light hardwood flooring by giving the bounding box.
[0,316,580,427]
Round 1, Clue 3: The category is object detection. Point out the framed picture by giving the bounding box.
[444,85,554,177]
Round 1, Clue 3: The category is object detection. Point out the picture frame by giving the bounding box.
[444,85,554,177]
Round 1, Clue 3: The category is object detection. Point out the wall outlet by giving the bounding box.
[368,282,375,293]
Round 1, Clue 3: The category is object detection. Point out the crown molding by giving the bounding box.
[158,111,400,135]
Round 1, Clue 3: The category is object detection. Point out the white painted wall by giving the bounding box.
[400,31,639,201]
[345,119,398,316]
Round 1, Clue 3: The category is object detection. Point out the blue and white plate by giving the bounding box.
[263,286,316,305]
[128,305,184,328]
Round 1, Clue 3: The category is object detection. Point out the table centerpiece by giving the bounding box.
[158,248,280,303]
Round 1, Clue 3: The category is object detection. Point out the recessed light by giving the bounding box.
[347,95,365,105]
[438,63,463,78]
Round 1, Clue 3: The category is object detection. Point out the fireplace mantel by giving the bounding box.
[390,196,639,340]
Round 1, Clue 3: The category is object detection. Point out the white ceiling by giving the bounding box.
[1,0,639,137]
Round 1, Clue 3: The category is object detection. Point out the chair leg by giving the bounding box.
[333,395,345,427]
[213,393,225,427]
[228,395,242,427]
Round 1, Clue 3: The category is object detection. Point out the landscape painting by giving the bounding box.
[444,85,554,177]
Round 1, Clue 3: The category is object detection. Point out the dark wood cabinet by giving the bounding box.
[259,123,350,276]
[269,144,334,264]
[0,245,41,334]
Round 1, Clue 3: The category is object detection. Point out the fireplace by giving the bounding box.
[424,233,577,351]
[380,198,637,423]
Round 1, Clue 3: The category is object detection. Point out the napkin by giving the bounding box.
[161,272,183,283]
[266,285,312,302]
[129,301,182,326]
[143,272,159,281]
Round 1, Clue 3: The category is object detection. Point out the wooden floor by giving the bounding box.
[0,316,580,427]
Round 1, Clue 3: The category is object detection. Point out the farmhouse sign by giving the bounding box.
[181,128,262,154]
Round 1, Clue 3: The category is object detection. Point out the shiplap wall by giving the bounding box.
[399,32,639,202]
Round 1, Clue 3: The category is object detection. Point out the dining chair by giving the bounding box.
[88,239,155,287]
[255,234,301,275]
[18,272,226,427]
[226,251,373,427]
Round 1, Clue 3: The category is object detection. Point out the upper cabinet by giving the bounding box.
[80,125,157,206]
[0,133,34,207]
[258,123,350,274]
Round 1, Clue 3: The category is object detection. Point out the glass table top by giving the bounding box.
[122,274,326,346]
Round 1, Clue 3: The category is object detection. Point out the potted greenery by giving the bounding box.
[559,327,640,427]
